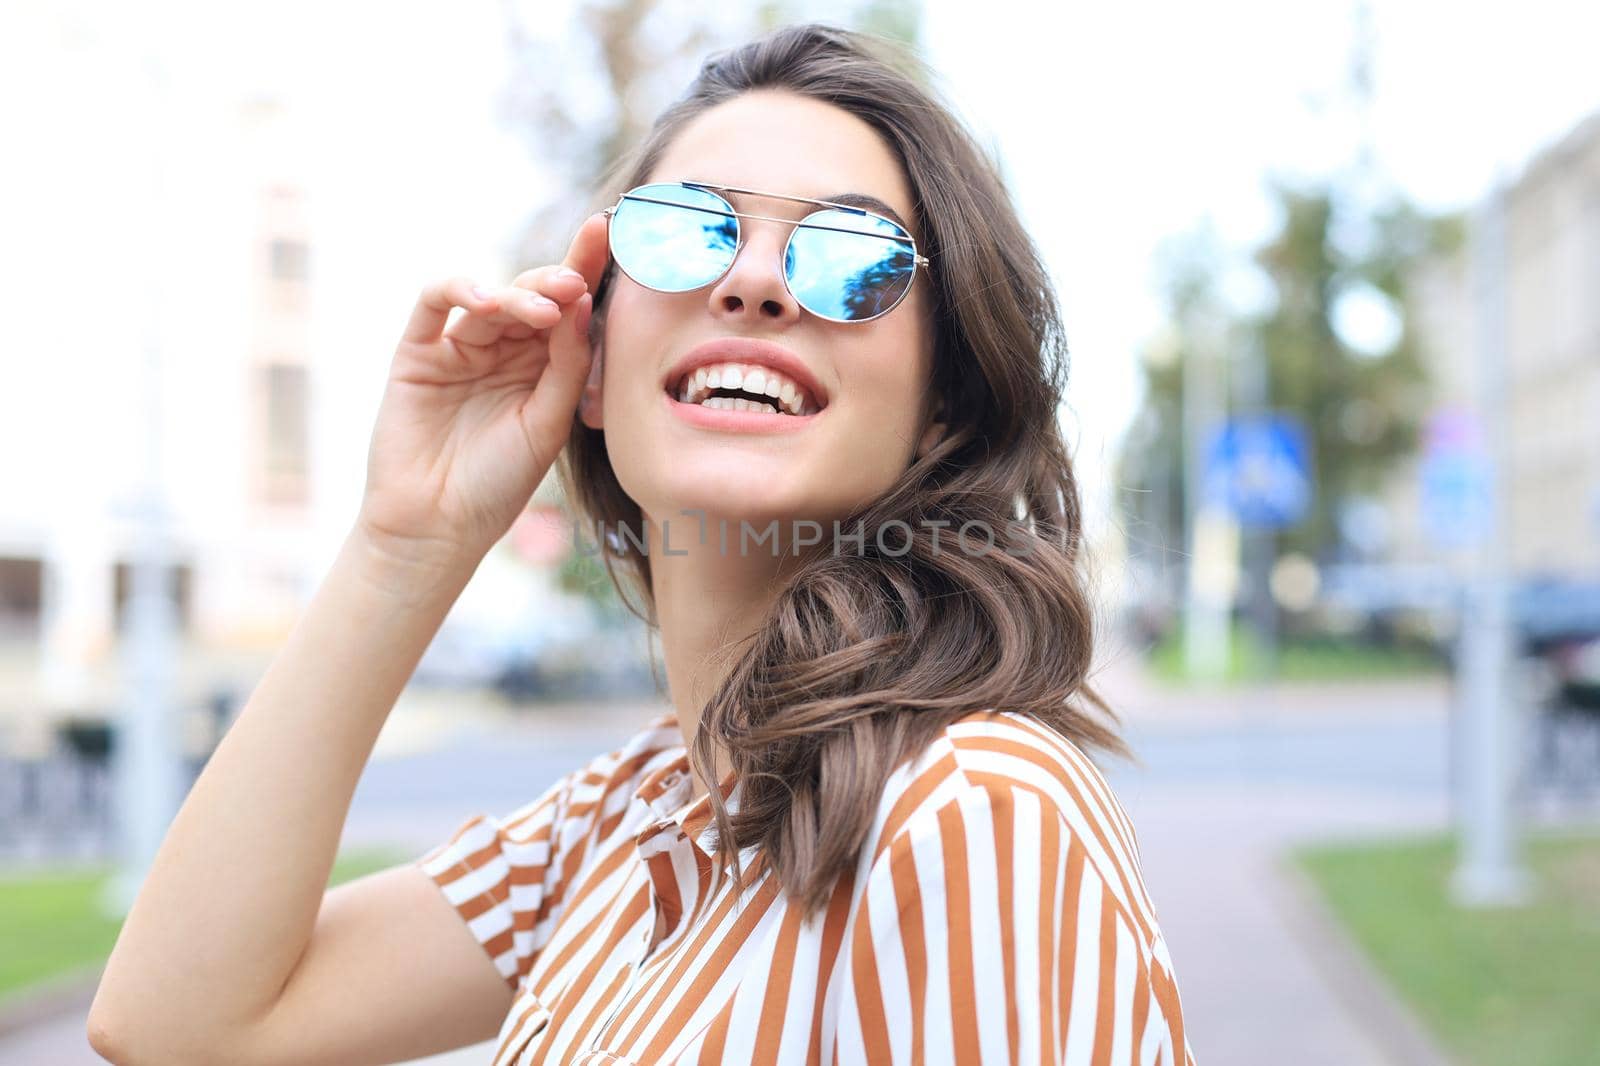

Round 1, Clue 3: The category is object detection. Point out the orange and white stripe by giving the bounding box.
[417,709,1197,1065]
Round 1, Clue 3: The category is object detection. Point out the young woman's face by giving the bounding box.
[585,89,939,535]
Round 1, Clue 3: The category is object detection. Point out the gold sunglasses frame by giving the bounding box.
[600,180,930,323]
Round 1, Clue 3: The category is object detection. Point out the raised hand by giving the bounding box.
[355,212,610,570]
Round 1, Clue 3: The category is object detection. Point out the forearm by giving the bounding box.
[90,527,478,1053]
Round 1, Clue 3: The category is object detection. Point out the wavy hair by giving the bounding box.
[557,22,1133,920]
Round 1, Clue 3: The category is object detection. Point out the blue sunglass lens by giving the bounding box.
[609,183,738,292]
[786,209,917,322]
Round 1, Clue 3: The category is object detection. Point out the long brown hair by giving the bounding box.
[558,22,1133,920]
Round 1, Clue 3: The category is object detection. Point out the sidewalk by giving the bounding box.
[1094,653,1458,1065]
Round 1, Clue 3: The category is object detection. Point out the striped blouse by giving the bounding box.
[415,708,1197,1065]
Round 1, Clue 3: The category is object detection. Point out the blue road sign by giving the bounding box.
[1203,414,1313,529]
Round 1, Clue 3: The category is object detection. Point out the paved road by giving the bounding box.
[12,666,1591,1065]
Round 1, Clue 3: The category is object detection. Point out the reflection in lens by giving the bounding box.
[610,183,738,292]
[786,210,916,321]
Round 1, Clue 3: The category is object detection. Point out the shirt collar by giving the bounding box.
[631,716,744,857]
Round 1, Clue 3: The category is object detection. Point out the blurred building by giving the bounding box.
[0,4,562,734]
[3,75,327,724]
[1387,109,1600,579]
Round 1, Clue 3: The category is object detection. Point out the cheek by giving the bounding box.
[597,292,660,401]
[863,315,933,423]
[833,333,932,464]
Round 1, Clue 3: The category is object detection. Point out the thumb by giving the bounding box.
[522,289,594,463]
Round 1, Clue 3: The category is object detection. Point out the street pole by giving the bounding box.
[103,26,185,917]
[1183,306,1232,681]
[1449,174,1532,907]
[1233,334,1278,680]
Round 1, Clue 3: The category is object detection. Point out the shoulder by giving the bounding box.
[842,711,1195,1063]
[868,709,1134,851]
[567,709,686,798]
[518,709,684,830]
[429,710,685,853]
[863,708,1153,934]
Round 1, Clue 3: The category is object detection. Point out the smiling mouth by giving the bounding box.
[667,362,822,416]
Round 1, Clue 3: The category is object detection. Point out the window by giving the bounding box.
[268,239,309,282]
[0,556,43,639]
[112,560,194,634]
[260,363,309,505]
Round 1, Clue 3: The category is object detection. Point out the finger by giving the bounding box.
[444,288,561,347]
[509,263,590,302]
[402,277,495,345]
[560,212,612,296]
[521,290,593,455]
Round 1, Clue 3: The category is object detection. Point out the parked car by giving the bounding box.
[491,621,657,703]
[412,606,588,693]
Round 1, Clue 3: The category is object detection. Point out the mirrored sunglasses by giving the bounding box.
[602,181,929,324]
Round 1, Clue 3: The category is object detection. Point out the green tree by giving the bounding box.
[1247,181,1464,559]
[1118,182,1464,568]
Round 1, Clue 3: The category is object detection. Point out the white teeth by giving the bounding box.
[674,361,818,415]
[696,395,776,412]
[693,394,782,413]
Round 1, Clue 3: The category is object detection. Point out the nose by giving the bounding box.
[706,219,802,325]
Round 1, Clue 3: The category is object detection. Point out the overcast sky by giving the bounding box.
[6,0,1597,544]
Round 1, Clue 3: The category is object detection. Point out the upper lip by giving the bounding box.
[665,337,829,410]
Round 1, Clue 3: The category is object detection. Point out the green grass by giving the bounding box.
[1149,622,1446,683]
[1293,828,1600,1066]
[0,848,405,1005]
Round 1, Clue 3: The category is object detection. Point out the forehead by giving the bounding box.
[643,90,916,227]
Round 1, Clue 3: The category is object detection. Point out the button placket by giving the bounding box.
[588,891,657,1059]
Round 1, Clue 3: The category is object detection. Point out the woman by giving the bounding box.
[89,22,1196,1066]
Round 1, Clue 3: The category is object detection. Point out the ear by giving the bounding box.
[578,337,605,430]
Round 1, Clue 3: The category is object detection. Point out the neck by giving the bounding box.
[644,509,804,799]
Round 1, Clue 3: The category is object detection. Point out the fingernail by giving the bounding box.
[523,291,556,309]
[576,292,593,336]
[471,285,494,301]
[557,267,583,282]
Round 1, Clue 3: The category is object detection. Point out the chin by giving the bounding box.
[640,475,846,546]
[660,482,811,529]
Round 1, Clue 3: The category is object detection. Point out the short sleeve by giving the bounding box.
[414,766,588,990]
[831,780,1196,1065]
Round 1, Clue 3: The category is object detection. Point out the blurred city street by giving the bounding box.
[5,5,1600,1061]
[3,650,1557,1065]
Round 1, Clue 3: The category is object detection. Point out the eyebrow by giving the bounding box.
[718,187,916,238]
[823,193,913,234]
